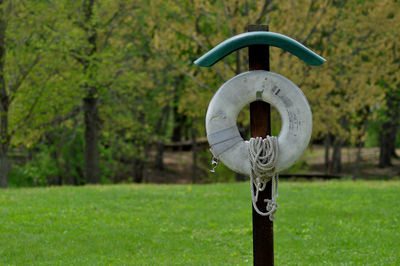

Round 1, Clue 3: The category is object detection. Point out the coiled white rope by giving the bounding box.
[249,136,279,221]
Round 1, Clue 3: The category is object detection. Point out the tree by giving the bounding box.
[3,0,399,187]
[145,0,277,181]
[81,0,100,183]
[272,0,392,174]
[148,0,389,177]
[0,0,63,187]
[374,1,400,167]
[60,0,141,183]
[379,81,400,168]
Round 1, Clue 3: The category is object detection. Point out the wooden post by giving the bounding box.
[248,24,273,266]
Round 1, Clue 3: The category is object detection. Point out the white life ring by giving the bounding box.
[206,70,312,175]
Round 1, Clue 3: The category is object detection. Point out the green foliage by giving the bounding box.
[9,127,86,186]
[365,120,381,148]
[0,181,400,264]
[9,130,145,187]
[1,0,399,186]
[98,138,133,184]
[8,148,56,187]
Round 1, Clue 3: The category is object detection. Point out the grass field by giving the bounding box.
[0,180,399,265]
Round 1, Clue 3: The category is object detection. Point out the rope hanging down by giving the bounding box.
[249,136,279,221]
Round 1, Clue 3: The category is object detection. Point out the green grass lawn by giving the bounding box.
[0,180,399,265]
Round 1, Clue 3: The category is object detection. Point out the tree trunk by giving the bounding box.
[191,120,198,183]
[0,92,8,188]
[331,116,347,175]
[82,0,100,183]
[379,91,400,167]
[331,138,343,175]
[154,141,165,171]
[353,118,368,180]
[83,94,100,183]
[65,124,83,186]
[0,149,8,188]
[389,107,399,158]
[49,148,61,186]
[171,106,186,148]
[153,105,169,171]
[0,4,9,188]
[324,134,331,174]
[379,121,393,167]
[353,141,363,180]
[132,157,144,183]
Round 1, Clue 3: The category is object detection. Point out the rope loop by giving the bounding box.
[249,136,279,221]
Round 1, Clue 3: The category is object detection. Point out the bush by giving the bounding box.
[9,147,58,187]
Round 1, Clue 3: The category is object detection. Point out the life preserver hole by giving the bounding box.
[236,102,283,140]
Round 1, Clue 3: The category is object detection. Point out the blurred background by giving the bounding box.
[0,0,399,188]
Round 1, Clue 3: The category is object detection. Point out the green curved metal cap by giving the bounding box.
[194,31,326,67]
